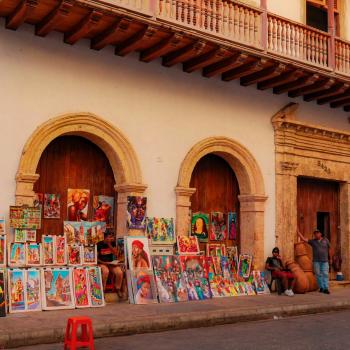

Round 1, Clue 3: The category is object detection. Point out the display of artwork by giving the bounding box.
[42,235,54,265]
[67,189,90,222]
[55,235,67,265]
[191,212,209,243]
[252,271,270,295]
[129,268,158,304]
[126,196,147,230]
[68,245,82,266]
[146,217,175,244]
[25,230,37,242]
[14,229,26,243]
[73,267,90,308]
[206,243,226,257]
[209,212,227,241]
[220,257,231,280]
[26,243,41,266]
[238,254,253,279]
[177,235,200,256]
[0,235,6,268]
[228,212,237,240]
[82,245,97,265]
[90,222,106,244]
[93,195,114,227]
[33,193,43,211]
[9,206,41,229]
[8,269,25,313]
[8,243,25,267]
[226,246,239,268]
[44,193,61,219]
[126,236,152,270]
[64,221,89,245]
[152,255,188,303]
[0,270,5,317]
[0,219,5,235]
[87,266,105,307]
[41,268,75,310]
[26,269,42,311]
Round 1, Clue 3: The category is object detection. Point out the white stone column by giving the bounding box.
[15,172,40,206]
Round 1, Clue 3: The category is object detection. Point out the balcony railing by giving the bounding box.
[335,38,350,76]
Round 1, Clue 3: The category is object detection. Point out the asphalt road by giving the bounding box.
[16,310,350,350]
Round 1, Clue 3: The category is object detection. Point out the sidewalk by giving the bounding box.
[2,288,350,349]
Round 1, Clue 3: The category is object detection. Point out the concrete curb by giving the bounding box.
[3,300,350,348]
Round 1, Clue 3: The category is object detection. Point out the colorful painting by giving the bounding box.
[152,255,188,303]
[67,189,90,222]
[41,268,75,310]
[147,217,175,244]
[90,222,106,244]
[228,212,238,240]
[0,270,5,317]
[252,271,270,295]
[221,257,231,280]
[130,268,157,304]
[82,245,97,265]
[126,236,152,271]
[55,235,67,265]
[73,268,90,308]
[26,269,41,311]
[191,212,209,243]
[42,235,54,265]
[64,221,92,245]
[209,212,227,241]
[212,257,222,275]
[146,217,160,240]
[226,246,239,268]
[127,196,147,230]
[177,235,200,256]
[8,269,26,313]
[14,229,26,243]
[44,193,61,219]
[0,235,6,267]
[0,219,5,235]
[87,266,105,307]
[26,243,41,266]
[9,206,41,229]
[238,254,253,280]
[68,245,82,266]
[93,195,114,227]
[206,243,226,257]
[33,193,43,211]
[25,230,36,242]
[8,243,25,267]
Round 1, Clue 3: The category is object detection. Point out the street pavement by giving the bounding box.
[15,309,350,350]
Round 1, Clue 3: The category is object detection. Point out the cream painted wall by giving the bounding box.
[0,20,348,257]
[267,0,305,23]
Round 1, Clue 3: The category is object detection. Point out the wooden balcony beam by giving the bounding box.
[91,18,131,51]
[202,53,250,78]
[240,63,287,87]
[6,0,37,30]
[330,97,350,108]
[257,69,304,90]
[344,105,350,112]
[274,74,319,95]
[64,10,103,45]
[115,26,157,56]
[304,83,348,102]
[183,47,229,73]
[162,41,206,67]
[222,58,269,82]
[140,33,183,63]
[288,78,335,98]
[317,88,350,105]
[35,0,73,37]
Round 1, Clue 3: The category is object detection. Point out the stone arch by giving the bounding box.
[15,112,147,236]
[176,137,267,269]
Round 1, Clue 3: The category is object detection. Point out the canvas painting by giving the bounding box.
[26,243,41,266]
[8,243,25,267]
[177,235,200,256]
[8,269,26,313]
[14,229,26,243]
[228,212,238,240]
[44,193,61,219]
[126,196,147,230]
[206,243,226,258]
[9,206,41,229]
[146,217,160,240]
[68,245,82,266]
[210,212,227,241]
[26,269,41,311]
[212,257,222,275]
[55,235,67,265]
[0,270,5,317]
[64,221,92,245]
[147,218,175,244]
[130,268,157,304]
[25,230,36,242]
[42,235,55,265]
[252,271,270,295]
[126,236,152,271]
[73,268,90,308]
[0,235,6,267]
[226,246,239,268]
[67,189,90,222]
[90,222,106,244]
[93,195,114,227]
[87,266,105,307]
[82,245,97,265]
[33,193,43,211]
[238,254,253,280]
[191,212,209,243]
[41,268,75,310]
[221,256,232,280]
[0,218,5,235]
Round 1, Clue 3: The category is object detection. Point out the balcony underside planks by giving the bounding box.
[2,0,350,112]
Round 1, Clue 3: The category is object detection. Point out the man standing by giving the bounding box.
[297,229,331,294]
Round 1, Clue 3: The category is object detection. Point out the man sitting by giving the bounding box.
[266,247,295,297]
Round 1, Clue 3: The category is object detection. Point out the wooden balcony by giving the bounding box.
[2,0,350,112]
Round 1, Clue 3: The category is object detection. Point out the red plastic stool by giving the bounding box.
[64,316,94,350]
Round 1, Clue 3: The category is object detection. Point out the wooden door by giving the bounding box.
[190,154,240,250]
[34,136,116,241]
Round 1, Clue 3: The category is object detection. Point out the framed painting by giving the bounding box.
[93,195,114,227]
[73,267,90,308]
[126,196,147,230]
[8,243,25,267]
[26,269,42,311]
[8,269,26,313]
[55,235,67,265]
[130,268,158,305]
[26,243,42,266]
[0,218,5,235]
[0,270,5,317]
[44,193,61,219]
[0,235,6,268]
[67,189,90,222]
[68,244,82,266]
[126,236,152,271]
[191,212,209,243]
[82,245,97,265]
[238,254,253,280]
[14,229,27,243]
[87,266,105,307]
[42,235,55,265]
[90,222,106,244]
[25,230,37,242]
[177,235,200,256]
[209,212,227,241]
[206,243,226,257]
[228,212,238,240]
